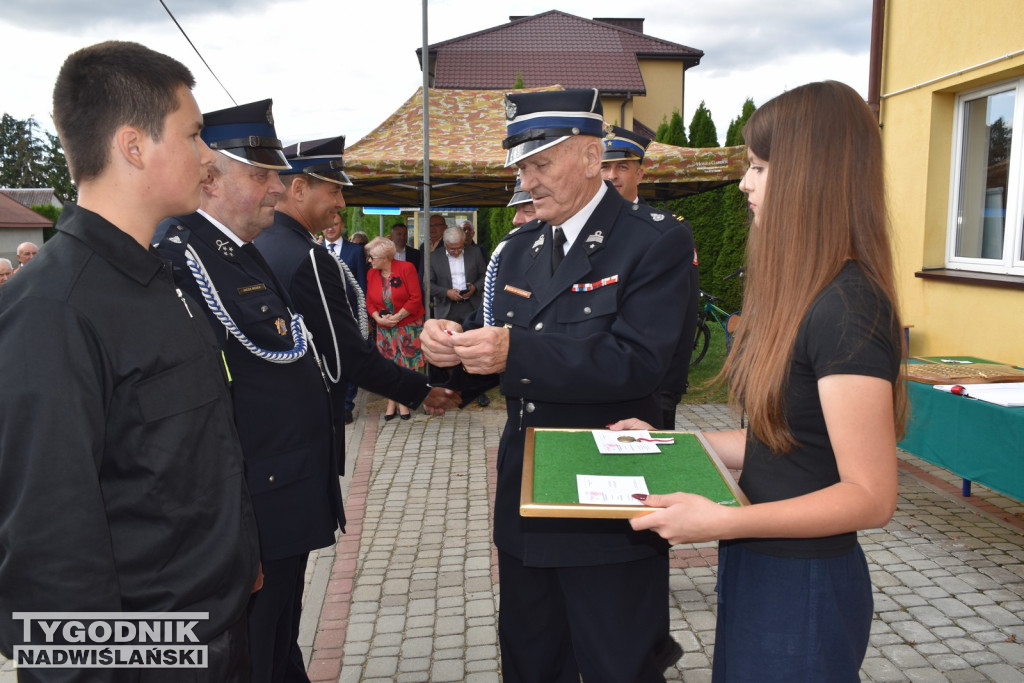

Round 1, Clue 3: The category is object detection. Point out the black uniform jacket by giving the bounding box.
[0,204,260,657]
[155,213,342,562]
[254,212,431,452]
[456,184,694,567]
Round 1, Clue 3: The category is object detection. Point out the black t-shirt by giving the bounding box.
[730,261,900,558]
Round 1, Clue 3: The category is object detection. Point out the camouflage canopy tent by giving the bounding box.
[342,87,747,208]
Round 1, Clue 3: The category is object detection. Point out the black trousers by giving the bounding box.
[247,553,310,683]
[497,550,668,683]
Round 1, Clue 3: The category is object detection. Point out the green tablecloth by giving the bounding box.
[899,380,1024,501]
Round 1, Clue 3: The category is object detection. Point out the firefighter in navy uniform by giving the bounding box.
[154,100,340,683]
[602,125,701,433]
[421,89,695,683]
[253,135,459,448]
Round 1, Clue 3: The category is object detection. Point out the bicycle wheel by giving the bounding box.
[691,321,710,365]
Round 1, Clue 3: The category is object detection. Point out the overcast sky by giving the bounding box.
[0,0,874,146]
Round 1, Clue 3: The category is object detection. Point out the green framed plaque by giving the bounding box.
[521,428,748,519]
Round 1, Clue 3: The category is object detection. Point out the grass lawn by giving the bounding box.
[682,322,730,404]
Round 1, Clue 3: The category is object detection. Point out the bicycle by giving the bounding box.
[690,290,741,365]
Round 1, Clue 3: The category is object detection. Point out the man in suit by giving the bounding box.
[254,136,459,446]
[153,99,335,683]
[323,212,368,424]
[388,221,423,299]
[603,126,701,432]
[429,226,490,404]
[421,89,694,682]
[0,41,259,679]
[0,258,12,285]
[429,226,486,325]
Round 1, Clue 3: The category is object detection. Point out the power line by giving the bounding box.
[158,0,237,105]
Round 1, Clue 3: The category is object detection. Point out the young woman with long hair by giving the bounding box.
[618,81,907,681]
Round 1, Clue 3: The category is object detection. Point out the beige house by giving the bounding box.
[880,0,1024,363]
[419,10,703,137]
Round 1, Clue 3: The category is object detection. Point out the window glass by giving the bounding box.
[954,89,1014,260]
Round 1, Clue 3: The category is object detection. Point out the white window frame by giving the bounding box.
[947,79,1024,276]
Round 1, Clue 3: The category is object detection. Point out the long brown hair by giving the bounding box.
[724,81,906,452]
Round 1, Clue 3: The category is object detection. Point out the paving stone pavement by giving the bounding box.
[3,396,1022,681]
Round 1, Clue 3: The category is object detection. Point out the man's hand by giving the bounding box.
[251,562,264,593]
[421,318,464,367]
[422,386,462,415]
[446,288,464,301]
[451,326,510,375]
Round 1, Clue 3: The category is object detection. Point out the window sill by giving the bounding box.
[915,268,1024,290]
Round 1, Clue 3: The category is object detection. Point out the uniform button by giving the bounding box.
[521,378,531,385]
[525,402,536,413]
[534,322,544,331]
[583,306,592,314]
[268,475,276,483]
[507,311,515,318]
[260,305,270,313]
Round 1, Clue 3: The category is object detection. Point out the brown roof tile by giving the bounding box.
[424,10,703,94]
[0,192,53,229]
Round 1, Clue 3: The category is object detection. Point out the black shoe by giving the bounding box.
[654,637,683,672]
[399,413,411,421]
[476,393,490,407]
[345,410,354,425]
[384,412,397,422]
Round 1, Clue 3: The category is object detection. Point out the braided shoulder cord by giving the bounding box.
[309,248,345,384]
[184,245,309,363]
[482,238,509,327]
[330,251,369,340]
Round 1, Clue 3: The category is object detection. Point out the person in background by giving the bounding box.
[13,241,37,274]
[428,214,447,252]
[323,211,369,424]
[623,81,906,682]
[602,125,700,431]
[429,226,490,406]
[388,221,423,298]
[421,88,693,682]
[507,173,535,227]
[0,258,12,284]
[0,41,259,679]
[350,230,369,246]
[365,236,425,420]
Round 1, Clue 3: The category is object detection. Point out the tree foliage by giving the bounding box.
[657,109,687,147]
[687,101,719,148]
[655,98,757,312]
[0,114,76,203]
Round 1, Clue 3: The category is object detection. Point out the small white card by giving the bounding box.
[576,475,650,505]
[592,429,668,454]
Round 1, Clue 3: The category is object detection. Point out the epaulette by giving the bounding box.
[152,222,191,258]
[624,202,689,232]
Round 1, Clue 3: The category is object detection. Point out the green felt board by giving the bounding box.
[531,431,740,506]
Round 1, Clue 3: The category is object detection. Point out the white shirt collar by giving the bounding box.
[555,182,608,253]
[198,209,245,247]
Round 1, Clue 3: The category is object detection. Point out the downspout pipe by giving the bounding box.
[868,0,885,122]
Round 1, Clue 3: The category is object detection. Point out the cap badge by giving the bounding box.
[266,106,275,126]
[505,97,517,121]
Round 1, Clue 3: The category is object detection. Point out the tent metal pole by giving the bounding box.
[420,0,432,320]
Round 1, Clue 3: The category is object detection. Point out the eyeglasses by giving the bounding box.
[445,246,464,254]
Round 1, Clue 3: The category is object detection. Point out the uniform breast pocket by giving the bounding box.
[135,357,238,511]
[233,290,292,348]
[556,284,618,325]
[491,289,536,329]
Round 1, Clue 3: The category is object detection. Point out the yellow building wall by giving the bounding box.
[882,0,1024,364]
[634,60,685,132]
